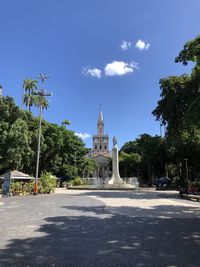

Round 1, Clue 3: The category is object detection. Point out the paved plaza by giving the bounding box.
[0,189,200,267]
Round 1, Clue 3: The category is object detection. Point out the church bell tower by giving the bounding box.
[92,107,109,158]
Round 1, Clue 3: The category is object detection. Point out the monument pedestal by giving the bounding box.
[108,146,125,185]
[107,137,135,189]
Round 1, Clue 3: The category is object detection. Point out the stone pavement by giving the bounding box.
[0,189,200,267]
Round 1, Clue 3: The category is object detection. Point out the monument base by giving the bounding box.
[68,183,136,190]
[108,176,125,185]
[100,183,136,189]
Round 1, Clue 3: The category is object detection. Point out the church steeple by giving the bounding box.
[97,105,104,136]
[98,105,103,122]
[92,107,109,161]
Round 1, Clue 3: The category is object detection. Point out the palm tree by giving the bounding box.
[22,78,38,111]
[0,85,2,97]
[23,94,36,110]
[62,119,71,128]
[34,95,49,114]
[38,96,49,109]
[82,158,97,178]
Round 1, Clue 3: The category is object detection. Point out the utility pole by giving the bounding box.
[33,74,52,195]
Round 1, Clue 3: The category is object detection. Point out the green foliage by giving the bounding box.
[189,181,200,191]
[120,141,138,154]
[35,95,49,110]
[10,180,34,195]
[70,176,86,186]
[8,176,58,195]
[81,158,97,178]
[120,134,167,182]
[62,119,71,128]
[39,172,57,193]
[152,75,191,136]
[175,35,200,65]
[6,118,33,170]
[153,35,200,182]
[119,151,141,177]
[22,78,51,112]
[0,96,87,180]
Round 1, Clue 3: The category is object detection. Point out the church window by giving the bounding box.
[105,145,107,149]
[99,140,102,143]
[95,145,97,150]
[100,145,102,150]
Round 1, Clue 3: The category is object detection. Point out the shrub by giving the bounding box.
[189,181,200,192]
[37,180,44,194]
[39,172,57,193]
[70,176,86,186]
[3,174,57,195]
[10,180,34,195]
[23,181,34,194]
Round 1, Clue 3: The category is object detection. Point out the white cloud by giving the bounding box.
[75,132,91,140]
[135,39,150,50]
[83,67,102,78]
[104,61,138,76]
[120,40,131,51]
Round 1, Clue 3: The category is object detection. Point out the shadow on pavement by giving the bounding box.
[0,203,200,267]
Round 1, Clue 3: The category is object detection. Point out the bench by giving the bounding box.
[181,194,200,202]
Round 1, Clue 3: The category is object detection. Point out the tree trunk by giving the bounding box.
[28,89,31,112]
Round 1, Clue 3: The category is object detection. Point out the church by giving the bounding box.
[89,109,111,178]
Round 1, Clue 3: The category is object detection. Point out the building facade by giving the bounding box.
[91,109,110,178]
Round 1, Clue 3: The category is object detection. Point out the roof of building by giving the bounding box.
[1,170,33,180]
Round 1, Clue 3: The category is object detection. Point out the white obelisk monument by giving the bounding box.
[108,136,125,185]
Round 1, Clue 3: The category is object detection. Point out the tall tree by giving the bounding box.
[23,78,38,111]
[6,118,33,170]
[34,95,49,111]
[119,151,141,177]
[153,35,200,180]
[120,134,167,182]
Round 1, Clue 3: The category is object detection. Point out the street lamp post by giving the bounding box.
[33,73,52,195]
[33,89,52,194]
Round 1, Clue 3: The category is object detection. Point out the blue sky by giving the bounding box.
[0,0,200,148]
